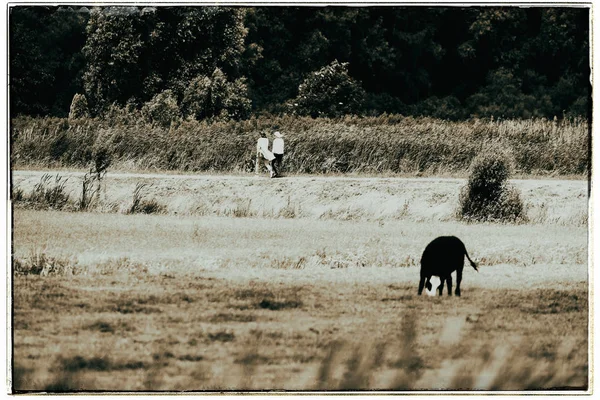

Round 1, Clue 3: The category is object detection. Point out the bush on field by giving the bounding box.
[181,68,251,122]
[68,93,90,120]
[458,151,526,223]
[141,90,181,128]
[291,60,366,118]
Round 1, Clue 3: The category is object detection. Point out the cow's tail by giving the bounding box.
[464,246,478,272]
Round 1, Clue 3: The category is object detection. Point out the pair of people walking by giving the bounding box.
[256,131,284,178]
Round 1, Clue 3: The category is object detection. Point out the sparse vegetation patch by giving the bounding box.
[13,174,72,211]
[13,252,79,276]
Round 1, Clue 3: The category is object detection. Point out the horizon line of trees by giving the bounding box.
[10,5,591,122]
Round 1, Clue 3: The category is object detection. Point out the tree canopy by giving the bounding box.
[9,5,590,120]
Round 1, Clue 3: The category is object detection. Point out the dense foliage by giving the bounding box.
[181,68,252,122]
[10,6,590,120]
[290,60,366,118]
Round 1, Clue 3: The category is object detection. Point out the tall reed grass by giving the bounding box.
[11,114,589,175]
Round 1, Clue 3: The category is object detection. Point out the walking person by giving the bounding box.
[256,135,276,178]
[272,131,285,177]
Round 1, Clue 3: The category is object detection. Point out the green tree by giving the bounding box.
[10,6,88,116]
[68,93,90,120]
[181,68,251,121]
[467,68,538,119]
[291,60,365,118]
[82,6,248,115]
[244,7,448,114]
[10,6,591,120]
[82,7,145,114]
[461,7,590,119]
[141,89,180,128]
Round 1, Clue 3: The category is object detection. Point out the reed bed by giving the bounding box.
[10,114,589,176]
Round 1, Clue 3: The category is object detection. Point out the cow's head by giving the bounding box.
[425,276,441,296]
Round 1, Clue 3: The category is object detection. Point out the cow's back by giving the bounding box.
[420,236,466,274]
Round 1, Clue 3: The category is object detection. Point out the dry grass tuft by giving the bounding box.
[13,174,73,211]
[13,250,79,276]
[311,313,587,391]
[128,182,166,214]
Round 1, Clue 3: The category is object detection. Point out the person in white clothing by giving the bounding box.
[256,136,276,178]
[272,131,285,177]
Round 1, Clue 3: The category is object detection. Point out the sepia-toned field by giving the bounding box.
[11,172,589,392]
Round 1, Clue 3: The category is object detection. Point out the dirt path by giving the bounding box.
[12,169,588,225]
[11,168,588,186]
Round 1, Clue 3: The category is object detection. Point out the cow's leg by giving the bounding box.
[446,274,452,296]
[418,275,426,295]
[437,277,444,296]
[455,268,462,297]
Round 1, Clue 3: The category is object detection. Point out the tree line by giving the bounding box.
[9,6,590,121]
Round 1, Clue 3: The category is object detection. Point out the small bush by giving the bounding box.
[135,199,166,214]
[79,148,111,211]
[68,93,90,120]
[91,145,111,176]
[413,95,467,120]
[79,171,98,211]
[458,151,526,223]
[141,90,181,128]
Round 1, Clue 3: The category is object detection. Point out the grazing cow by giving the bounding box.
[418,236,478,297]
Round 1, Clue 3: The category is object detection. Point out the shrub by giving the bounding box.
[141,90,181,128]
[290,60,366,118]
[413,96,467,120]
[364,92,408,116]
[458,151,526,223]
[68,93,90,120]
[181,68,251,122]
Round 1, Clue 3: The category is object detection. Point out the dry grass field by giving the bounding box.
[10,172,589,392]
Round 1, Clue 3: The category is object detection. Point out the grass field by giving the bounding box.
[10,172,589,392]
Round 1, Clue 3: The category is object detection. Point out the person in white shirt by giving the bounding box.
[256,136,276,178]
[272,131,285,177]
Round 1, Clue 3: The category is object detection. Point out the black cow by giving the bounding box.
[418,236,478,297]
